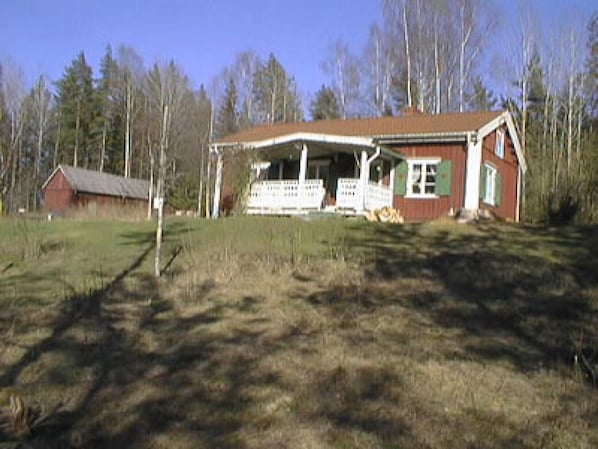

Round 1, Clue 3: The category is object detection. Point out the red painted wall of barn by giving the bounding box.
[43,170,74,212]
[43,170,147,213]
[479,127,519,220]
[393,143,467,221]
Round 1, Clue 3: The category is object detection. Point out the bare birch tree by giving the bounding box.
[1,59,27,213]
[116,46,144,178]
[321,40,361,118]
[146,61,189,278]
[362,23,395,116]
[27,75,52,210]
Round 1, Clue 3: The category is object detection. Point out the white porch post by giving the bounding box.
[389,161,396,193]
[515,165,522,222]
[298,143,308,208]
[212,152,223,218]
[463,133,482,213]
[359,150,368,212]
[298,143,308,183]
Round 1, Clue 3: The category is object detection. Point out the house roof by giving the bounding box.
[214,110,504,145]
[212,109,526,173]
[42,165,150,200]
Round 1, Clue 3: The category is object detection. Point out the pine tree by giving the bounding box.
[215,77,239,138]
[96,46,119,172]
[252,54,302,124]
[55,52,96,168]
[465,76,497,111]
[587,13,598,118]
[310,85,341,120]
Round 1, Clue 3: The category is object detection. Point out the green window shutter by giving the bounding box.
[479,165,487,200]
[394,160,408,195]
[435,160,452,196]
[494,171,502,206]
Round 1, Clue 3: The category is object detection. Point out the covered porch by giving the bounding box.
[212,134,400,216]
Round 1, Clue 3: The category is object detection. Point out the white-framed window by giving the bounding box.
[482,163,497,205]
[407,159,440,198]
[370,160,384,185]
[495,129,505,159]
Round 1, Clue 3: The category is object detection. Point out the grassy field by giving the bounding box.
[0,216,597,448]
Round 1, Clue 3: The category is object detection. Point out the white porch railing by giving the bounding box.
[336,178,393,211]
[247,179,325,212]
[336,178,361,209]
[365,181,393,211]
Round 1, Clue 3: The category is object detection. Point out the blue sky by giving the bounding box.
[1,0,595,99]
[1,0,380,93]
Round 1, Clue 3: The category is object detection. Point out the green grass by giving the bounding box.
[0,216,597,448]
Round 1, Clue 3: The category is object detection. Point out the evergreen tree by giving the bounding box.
[587,13,598,118]
[252,54,302,124]
[55,52,96,168]
[465,76,497,111]
[215,77,238,138]
[96,46,119,172]
[310,85,341,120]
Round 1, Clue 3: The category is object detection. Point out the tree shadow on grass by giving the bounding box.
[1,238,251,448]
[340,222,598,375]
[0,233,415,448]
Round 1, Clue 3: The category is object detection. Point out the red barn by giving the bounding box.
[42,165,150,214]
[209,110,526,221]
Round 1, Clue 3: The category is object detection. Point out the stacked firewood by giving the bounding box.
[365,207,404,224]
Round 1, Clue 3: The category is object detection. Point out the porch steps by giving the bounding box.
[300,210,345,221]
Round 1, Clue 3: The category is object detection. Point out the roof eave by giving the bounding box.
[211,132,377,152]
[374,131,470,145]
[40,165,62,191]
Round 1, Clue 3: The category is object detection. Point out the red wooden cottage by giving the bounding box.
[42,165,150,214]
[209,110,526,221]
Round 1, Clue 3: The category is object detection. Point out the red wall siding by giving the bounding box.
[480,127,519,220]
[43,171,74,212]
[393,143,467,221]
[73,193,147,209]
[43,170,147,213]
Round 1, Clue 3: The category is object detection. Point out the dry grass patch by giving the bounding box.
[0,217,596,448]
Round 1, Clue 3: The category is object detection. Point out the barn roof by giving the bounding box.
[42,165,150,200]
[214,110,504,144]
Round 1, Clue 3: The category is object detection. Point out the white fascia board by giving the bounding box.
[213,133,376,152]
[504,113,527,173]
[41,165,63,191]
[476,111,527,174]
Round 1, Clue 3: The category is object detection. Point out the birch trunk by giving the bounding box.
[154,105,169,278]
[403,3,412,108]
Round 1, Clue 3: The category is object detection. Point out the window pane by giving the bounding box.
[495,131,505,158]
[424,164,436,193]
[411,164,422,193]
[484,165,495,204]
[425,165,436,182]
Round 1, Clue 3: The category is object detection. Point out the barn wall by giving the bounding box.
[43,171,74,212]
[393,143,467,221]
[73,193,147,209]
[43,169,148,215]
[480,127,519,220]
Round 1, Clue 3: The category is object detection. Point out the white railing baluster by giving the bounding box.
[247,179,325,212]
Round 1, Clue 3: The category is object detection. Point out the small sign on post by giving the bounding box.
[153,197,164,210]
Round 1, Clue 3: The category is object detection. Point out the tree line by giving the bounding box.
[0,0,596,223]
